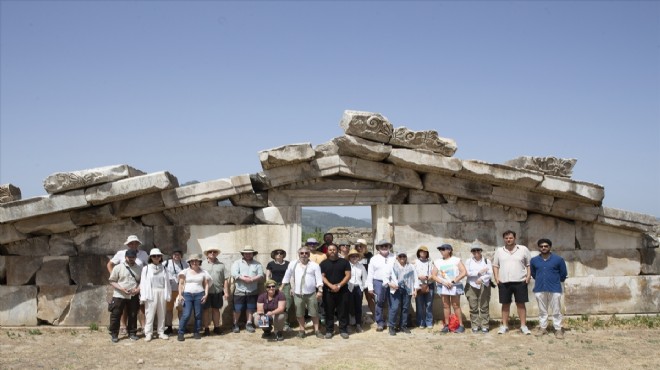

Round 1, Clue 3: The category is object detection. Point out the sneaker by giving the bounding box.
[177,333,185,341]
[401,327,411,334]
[136,327,144,336]
[111,335,119,343]
[535,328,548,337]
[324,332,333,339]
[376,325,384,332]
[232,324,240,334]
[204,327,210,336]
[472,327,479,334]
[144,334,152,342]
[555,328,565,339]
[389,328,396,336]
[355,324,363,333]
[159,334,169,340]
[440,326,449,333]
[193,332,202,340]
[213,327,222,335]
[315,331,324,339]
[497,326,508,335]
[340,332,349,339]
[455,326,465,333]
[481,327,489,334]
[164,326,173,335]
[276,331,284,341]
[129,335,139,341]
[520,326,531,335]
[119,327,127,336]
[246,323,256,333]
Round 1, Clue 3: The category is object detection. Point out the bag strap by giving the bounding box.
[124,263,139,283]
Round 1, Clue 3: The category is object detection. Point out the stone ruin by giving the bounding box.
[1,110,658,327]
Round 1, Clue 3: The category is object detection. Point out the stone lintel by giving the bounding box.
[490,186,555,214]
[258,143,316,170]
[423,173,493,201]
[549,198,601,222]
[14,212,77,235]
[268,188,401,207]
[43,164,145,194]
[85,171,178,205]
[339,110,393,143]
[459,160,543,188]
[113,192,166,218]
[229,192,268,208]
[0,183,21,203]
[389,126,457,157]
[333,135,392,161]
[162,174,252,208]
[164,205,254,226]
[70,204,117,226]
[0,190,88,224]
[386,148,462,175]
[536,175,604,204]
[325,156,423,190]
[564,276,659,315]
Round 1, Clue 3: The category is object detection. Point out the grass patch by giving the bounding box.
[27,329,42,335]
[89,322,99,331]
[567,314,660,330]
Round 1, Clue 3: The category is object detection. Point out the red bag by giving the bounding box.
[448,313,460,332]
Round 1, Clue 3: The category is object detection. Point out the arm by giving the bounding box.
[559,258,568,282]
[223,276,230,299]
[256,302,265,315]
[530,259,537,280]
[266,264,273,280]
[268,298,286,316]
[492,266,500,285]
[106,260,116,274]
[454,261,467,282]
[201,274,209,304]
[366,258,375,292]
[253,264,265,283]
[360,265,368,288]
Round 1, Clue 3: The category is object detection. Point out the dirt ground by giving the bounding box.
[1,323,659,370]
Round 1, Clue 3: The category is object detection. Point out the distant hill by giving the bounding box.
[302,209,371,234]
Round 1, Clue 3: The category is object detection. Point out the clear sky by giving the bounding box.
[1,1,658,220]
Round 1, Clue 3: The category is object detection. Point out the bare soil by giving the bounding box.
[1,324,659,370]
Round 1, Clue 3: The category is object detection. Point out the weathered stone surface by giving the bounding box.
[390,126,457,157]
[594,224,643,250]
[36,256,71,285]
[318,156,424,190]
[113,192,165,218]
[162,175,252,208]
[258,143,315,170]
[557,249,641,277]
[644,232,659,249]
[0,183,21,203]
[85,171,178,205]
[0,286,38,325]
[49,233,78,256]
[523,214,576,250]
[536,176,604,204]
[313,141,339,158]
[69,255,111,286]
[424,173,493,200]
[505,156,577,178]
[550,198,600,222]
[407,189,446,204]
[0,223,27,244]
[73,219,153,256]
[43,164,145,194]
[0,190,88,224]
[386,148,462,174]
[0,256,5,284]
[597,207,657,233]
[441,201,527,222]
[140,212,172,226]
[268,178,401,206]
[339,110,392,143]
[59,285,111,326]
[153,226,190,256]
[6,256,43,285]
[564,276,660,315]
[164,205,254,226]
[575,221,596,250]
[14,212,77,235]
[1,236,50,256]
[229,192,268,208]
[255,206,298,225]
[391,222,501,253]
[640,248,660,274]
[490,186,554,214]
[459,160,543,188]
[70,204,117,226]
[37,285,78,325]
[259,162,322,188]
[333,135,392,162]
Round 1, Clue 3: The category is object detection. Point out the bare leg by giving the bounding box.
[442,295,451,326]
[501,303,511,327]
[516,303,527,326]
[450,296,463,325]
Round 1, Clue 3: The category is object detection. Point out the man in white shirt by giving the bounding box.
[281,246,324,339]
[366,239,395,332]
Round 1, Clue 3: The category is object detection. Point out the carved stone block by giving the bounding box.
[153,225,190,255]
[536,175,604,204]
[0,286,38,325]
[113,192,166,218]
[230,192,268,208]
[43,164,145,194]
[73,219,153,256]
[523,214,575,250]
[49,233,78,256]
[70,204,117,226]
[69,255,111,286]
[14,212,77,235]
[0,183,21,203]
[505,156,577,178]
[339,110,392,143]
[333,135,392,162]
[564,276,660,315]
[386,148,462,174]
[0,223,27,244]
[640,247,660,274]
[406,190,445,204]
[1,236,50,256]
[85,171,179,205]
[459,160,543,189]
[389,127,457,157]
[259,143,315,170]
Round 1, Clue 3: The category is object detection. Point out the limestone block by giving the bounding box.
[640,248,660,275]
[564,276,660,315]
[258,143,315,170]
[0,256,5,284]
[70,255,111,286]
[268,179,401,206]
[113,192,165,218]
[407,190,445,204]
[59,285,112,326]
[387,148,462,175]
[255,207,299,225]
[390,127,457,157]
[333,135,392,162]
[643,233,659,249]
[140,212,172,226]
[0,286,38,326]
[164,205,254,225]
[1,236,50,256]
[424,173,493,200]
[593,224,643,250]
[441,200,527,222]
[230,192,268,208]
[0,223,27,244]
[459,160,544,189]
[85,171,179,205]
[259,162,321,189]
[37,285,78,325]
[0,190,88,224]
[313,141,339,158]
[70,204,117,226]
[490,186,554,214]
[49,233,78,256]
[523,214,576,250]
[550,199,600,222]
[322,156,424,190]
[597,207,657,233]
[504,156,577,178]
[391,223,500,253]
[14,212,77,235]
[162,174,252,207]
[6,256,43,285]
[43,164,145,194]
[536,176,604,204]
[36,256,71,285]
[392,204,462,224]
[575,221,596,250]
[339,110,393,143]
[0,183,21,203]
[153,226,190,255]
[73,219,153,256]
[557,249,641,277]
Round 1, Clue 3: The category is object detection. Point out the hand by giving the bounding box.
[525,276,531,284]
[476,278,483,285]
[418,275,427,281]
[201,294,208,304]
[444,281,453,289]
[389,283,398,290]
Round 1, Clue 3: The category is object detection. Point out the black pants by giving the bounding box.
[324,290,349,333]
[109,296,140,336]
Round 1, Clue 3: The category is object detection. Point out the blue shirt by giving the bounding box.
[530,253,568,293]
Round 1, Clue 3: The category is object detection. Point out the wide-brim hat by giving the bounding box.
[240,246,258,255]
[416,245,429,258]
[375,239,392,248]
[124,235,142,245]
[305,238,319,245]
[149,248,163,256]
[204,248,221,256]
[186,253,203,263]
[355,238,367,245]
[347,248,360,257]
[271,249,286,259]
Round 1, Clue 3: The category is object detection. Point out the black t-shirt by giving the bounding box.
[266,260,289,284]
[320,257,351,291]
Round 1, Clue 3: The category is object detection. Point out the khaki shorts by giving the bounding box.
[294,293,318,317]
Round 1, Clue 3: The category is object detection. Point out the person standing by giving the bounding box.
[201,247,229,336]
[464,244,493,333]
[531,238,568,339]
[176,254,211,341]
[320,244,351,339]
[139,248,171,342]
[266,248,292,332]
[366,239,395,332]
[414,245,435,329]
[320,233,334,254]
[307,238,327,265]
[355,239,376,321]
[432,244,467,333]
[492,230,532,335]
[164,250,188,334]
[108,249,142,343]
[337,240,351,259]
[347,248,367,333]
[230,246,264,333]
[387,251,417,335]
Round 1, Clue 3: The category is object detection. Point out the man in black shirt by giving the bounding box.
[320,244,351,339]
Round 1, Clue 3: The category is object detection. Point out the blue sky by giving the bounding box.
[1,1,658,219]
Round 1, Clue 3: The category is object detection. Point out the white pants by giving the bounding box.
[144,288,167,337]
[535,292,563,330]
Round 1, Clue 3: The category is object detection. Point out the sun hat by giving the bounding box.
[437,244,453,251]
[396,251,407,257]
[186,253,203,263]
[149,248,163,256]
[375,239,392,248]
[355,238,367,245]
[305,238,319,245]
[124,235,142,245]
[204,248,221,255]
[270,249,286,259]
[240,246,258,255]
[416,245,429,258]
[347,248,360,257]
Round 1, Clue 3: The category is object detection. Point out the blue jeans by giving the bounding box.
[389,288,411,329]
[373,280,391,327]
[178,291,203,335]
[415,284,435,327]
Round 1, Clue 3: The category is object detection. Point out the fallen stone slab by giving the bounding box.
[333,135,392,162]
[37,285,78,325]
[85,171,179,205]
[43,164,145,194]
[6,256,43,286]
[36,256,71,285]
[564,275,659,315]
[58,285,111,326]
[162,175,252,208]
[14,212,77,235]
[339,110,393,143]
[459,160,543,189]
[259,143,315,170]
[0,183,21,203]
[0,190,88,224]
[390,126,457,157]
[386,148,462,174]
[0,286,38,325]
[505,156,577,178]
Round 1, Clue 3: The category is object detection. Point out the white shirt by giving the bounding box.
[178,268,211,294]
[465,257,492,289]
[110,249,149,266]
[282,260,323,295]
[414,259,434,285]
[366,253,395,291]
[348,261,368,292]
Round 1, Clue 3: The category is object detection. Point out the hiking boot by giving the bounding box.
[144,334,152,342]
[204,327,210,336]
[440,326,449,333]
[177,333,185,341]
[324,332,333,339]
[111,335,119,343]
[232,324,240,333]
[261,330,272,339]
[340,332,349,339]
[389,328,396,336]
[497,326,508,334]
[159,333,169,340]
[246,323,256,333]
[193,332,202,340]
[455,326,465,333]
[213,327,222,335]
[555,328,565,339]
[520,326,531,335]
[276,331,284,341]
[401,327,411,334]
[355,324,363,333]
[164,326,173,335]
[535,328,548,337]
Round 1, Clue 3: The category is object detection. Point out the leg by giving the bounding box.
[479,286,491,329]
[337,291,349,333]
[178,292,194,335]
[535,292,549,329]
[415,293,425,327]
[144,300,156,337]
[127,296,140,336]
[365,289,376,318]
[388,291,400,329]
[465,285,479,328]
[324,292,337,334]
[373,280,386,327]
[109,298,126,337]
[450,295,463,326]
[501,303,511,327]
[193,292,203,334]
[425,287,435,327]
[400,294,411,329]
[550,292,563,331]
[441,295,451,326]
[354,289,363,325]
[155,289,166,335]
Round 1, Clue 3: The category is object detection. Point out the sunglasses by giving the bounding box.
[151,255,162,258]
[189,260,201,264]
[266,286,277,289]
[539,244,551,248]
[299,252,310,256]
[275,252,284,255]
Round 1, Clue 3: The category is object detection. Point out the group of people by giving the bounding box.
[108,230,568,343]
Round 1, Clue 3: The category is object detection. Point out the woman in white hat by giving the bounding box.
[176,254,212,341]
[140,248,172,342]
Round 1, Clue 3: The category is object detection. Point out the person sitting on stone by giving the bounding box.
[253,279,287,341]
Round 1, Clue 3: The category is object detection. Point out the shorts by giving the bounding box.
[294,293,319,317]
[498,281,529,304]
[203,292,224,309]
[233,294,258,312]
